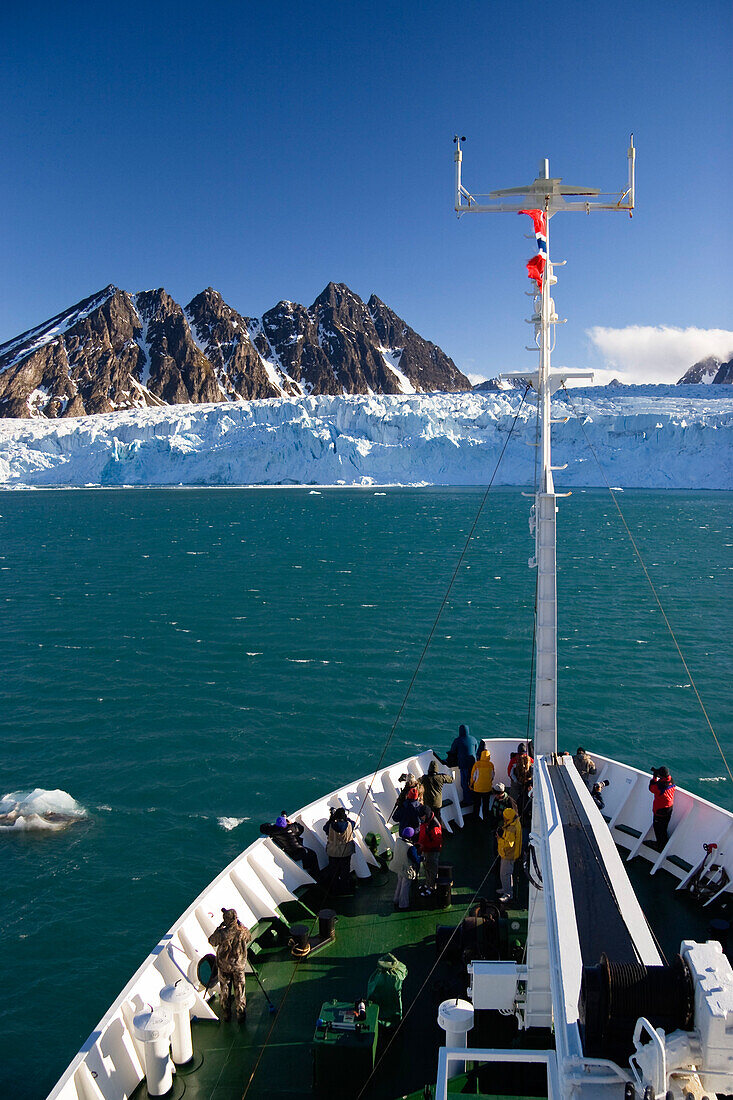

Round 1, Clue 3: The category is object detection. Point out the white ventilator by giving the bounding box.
[160,981,197,1065]
[132,1006,175,1096]
[437,998,474,1079]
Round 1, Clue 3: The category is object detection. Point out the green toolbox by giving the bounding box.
[312,999,379,1090]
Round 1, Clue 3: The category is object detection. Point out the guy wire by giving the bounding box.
[355,856,500,1099]
[240,386,531,1099]
[561,384,732,786]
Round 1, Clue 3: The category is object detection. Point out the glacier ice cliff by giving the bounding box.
[0,386,730,490]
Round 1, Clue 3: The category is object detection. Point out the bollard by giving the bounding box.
[160,981,197,1065]
[132,1006,174,1096]
[318,909,337,942]
[437,998,474,1079]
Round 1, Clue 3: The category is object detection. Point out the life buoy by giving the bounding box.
[195,952,218,991]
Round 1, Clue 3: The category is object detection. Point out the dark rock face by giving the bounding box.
[677,354,733,385]
[134,289,221,406]
[185,289,293,400]
[472,378,504,392]
[713,358,733,384]
[368,293,471,393]
[0,281,470,418]
[259,298,338,395]
[0,286,154,418]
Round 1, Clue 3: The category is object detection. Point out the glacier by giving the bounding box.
[0,386,730,490]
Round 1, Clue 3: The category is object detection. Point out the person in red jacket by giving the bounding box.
[417,807,443,895]
[649,766,676,848]
[507,743,534,811]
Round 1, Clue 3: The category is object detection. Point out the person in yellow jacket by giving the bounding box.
[496,806,522,902]
[469,749,495,824]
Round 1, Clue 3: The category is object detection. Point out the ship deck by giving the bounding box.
[129,814,718,1100]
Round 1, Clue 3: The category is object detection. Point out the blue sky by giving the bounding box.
[1,0,730,382]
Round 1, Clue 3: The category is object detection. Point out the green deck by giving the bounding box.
[130,822,726,1100]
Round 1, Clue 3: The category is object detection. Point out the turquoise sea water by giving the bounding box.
[1,487,731,1097]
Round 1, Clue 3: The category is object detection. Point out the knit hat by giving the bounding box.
[657,767,670,779]
[275,815,288,828]
[493,782,506,794]
[401,827,415,839]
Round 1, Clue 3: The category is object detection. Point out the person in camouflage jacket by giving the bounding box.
[209,908,251,1021]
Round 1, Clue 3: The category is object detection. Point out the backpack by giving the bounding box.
[420,819,443,851]
[513,755,532,785]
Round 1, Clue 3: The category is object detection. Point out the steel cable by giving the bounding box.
[240,386,531,1099]
[561,384,733,787]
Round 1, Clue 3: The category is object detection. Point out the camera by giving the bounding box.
[593,779,610,790]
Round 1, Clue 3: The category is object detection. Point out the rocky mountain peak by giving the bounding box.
[0,281,470,417]
[678,353,733,385]
[714,359,733,384]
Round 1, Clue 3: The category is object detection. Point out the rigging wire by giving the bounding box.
[239,386,531,1099]
[561,384,733,786]
[349,384,532,807]
[355,855,500,1100]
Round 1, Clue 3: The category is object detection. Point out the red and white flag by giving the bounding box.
[519,209,547,290]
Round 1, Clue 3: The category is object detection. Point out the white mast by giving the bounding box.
[455,140,635,1039]
[453,135,635,757]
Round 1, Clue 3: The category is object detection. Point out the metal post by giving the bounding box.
[533,210,558,757]
[451,134,636,1074]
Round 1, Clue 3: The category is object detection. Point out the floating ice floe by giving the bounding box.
[0,788,88,831]
[217,816,249,831]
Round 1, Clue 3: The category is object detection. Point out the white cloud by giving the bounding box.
[465,370,490,386]
[587,325,733,385]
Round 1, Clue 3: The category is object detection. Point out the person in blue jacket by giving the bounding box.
[440,723,478,804]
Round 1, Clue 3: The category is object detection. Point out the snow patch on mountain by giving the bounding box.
[0,286,117,371]
[245,319,292,396]
[0,387,730,490]
[379,347,414,394]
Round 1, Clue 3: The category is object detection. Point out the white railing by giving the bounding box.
[591,753,733,898]
[47,741,732,1099]
[47,747,451,1100]
[436,1047,561,1100]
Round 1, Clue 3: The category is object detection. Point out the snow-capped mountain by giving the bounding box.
[0,386,730,490]
[0,283,470,418]
[677,354,733,385]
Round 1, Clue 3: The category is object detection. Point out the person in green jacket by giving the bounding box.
[496,806,522,902]
[421,759,454,823]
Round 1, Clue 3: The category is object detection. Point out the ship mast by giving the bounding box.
[453,137,635,756]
